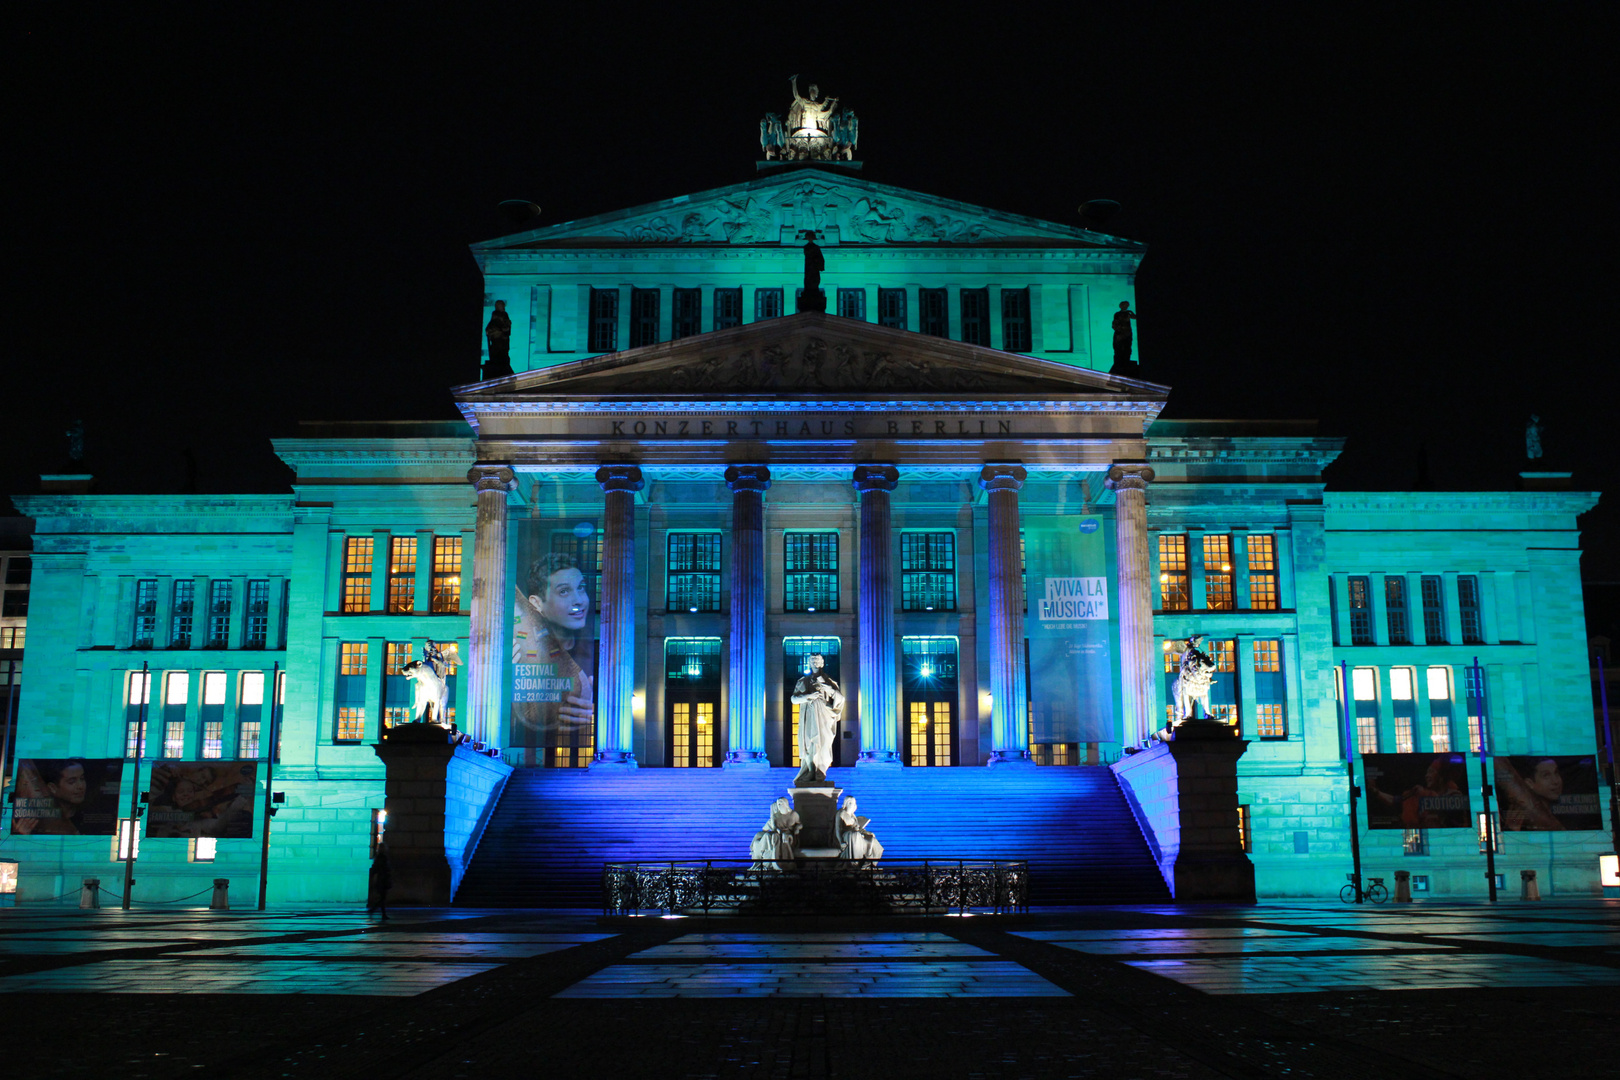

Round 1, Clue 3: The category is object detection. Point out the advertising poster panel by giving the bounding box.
[145,761,257,838]
[1363,753,1472,829]
[508,517,600,750]
[9,758,122,835]
[1025,513,1118,744]
[1495,755,1603,831]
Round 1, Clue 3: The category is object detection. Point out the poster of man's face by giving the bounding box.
[145,761,257,838]
[1496,755,1601,831]
[9,758,122,836]
[510,521,599,749]
[1362,753,1473,830]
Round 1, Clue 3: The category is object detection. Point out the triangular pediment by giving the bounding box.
[454,313,1168,401]
[471,166,1142,252]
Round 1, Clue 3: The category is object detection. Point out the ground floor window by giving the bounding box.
[667,637,721,767]
[902,637,957,766]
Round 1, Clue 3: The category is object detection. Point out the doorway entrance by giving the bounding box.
[783,637,843,769]
[665,637,721,767]
[902,637,958,766]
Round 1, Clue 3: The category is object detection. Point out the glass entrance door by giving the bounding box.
[666,638,721,767]
[783,637,842,769]
[902,637,958,766]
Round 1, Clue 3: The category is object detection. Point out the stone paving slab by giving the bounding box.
[1046,935,1459,955]
[180,940,582,959]
[556,960,1070,998]
[1014,926,1315,940]
[0,957,500,995]
[633,940,994,958]
[1125,951,1620,994]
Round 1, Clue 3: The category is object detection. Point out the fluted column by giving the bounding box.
[594,464,643,768]
[854,465,901,766]
[982,464,1032,765]
[467,464,515,747]
[724,465,771,766]
[1107,462,1157,747]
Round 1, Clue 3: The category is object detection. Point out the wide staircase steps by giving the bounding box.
[453,766,1170,908]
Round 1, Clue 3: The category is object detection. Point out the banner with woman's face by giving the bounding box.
[9,758,121,835]
[145,761,257,838]
[508,517,600,749]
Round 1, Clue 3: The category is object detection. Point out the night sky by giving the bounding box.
[8,7,1617,630]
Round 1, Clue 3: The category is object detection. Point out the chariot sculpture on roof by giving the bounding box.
[761,76,858,162]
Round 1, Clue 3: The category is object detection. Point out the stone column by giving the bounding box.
[467,464,515,747]
[724,465,771,766]
[854,465,901,765]
[1107,462,1157,747]
[981,464,1032,765]
[594,465,644,768]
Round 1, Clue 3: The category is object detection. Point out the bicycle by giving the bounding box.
[1339,874,1389,904]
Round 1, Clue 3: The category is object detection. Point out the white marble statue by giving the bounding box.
[750,797,802,870]
[837,796,883,861]
[792,654,845,785]
[1169,634,1216,722]
[401,639,459,727]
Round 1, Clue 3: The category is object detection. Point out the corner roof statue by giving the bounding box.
[762,76,858,162]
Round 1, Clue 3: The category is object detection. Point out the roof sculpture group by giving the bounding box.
[760,75,858,162]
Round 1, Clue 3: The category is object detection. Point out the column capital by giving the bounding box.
[723,464,771,493]
[468,465,515,494]
[979,463,1028,493]
[596,464,645,494]
[852,464,899,494]
[1106,461,1155,492]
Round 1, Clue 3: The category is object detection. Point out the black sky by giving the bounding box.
[7,5,1617,626]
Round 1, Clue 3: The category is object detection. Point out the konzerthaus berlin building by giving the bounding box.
[4,102,1610,905]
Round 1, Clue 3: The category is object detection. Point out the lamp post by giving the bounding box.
[1339,661,1364,903]
[1597,651,1619,856]
[257,662,282,911]
[121,661,150,910]
[1472,657,1498,903]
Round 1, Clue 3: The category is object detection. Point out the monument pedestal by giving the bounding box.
[791,785,843,858]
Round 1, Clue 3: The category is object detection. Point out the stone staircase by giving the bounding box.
[452,765,1170,908]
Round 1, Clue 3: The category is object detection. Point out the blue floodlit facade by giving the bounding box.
[2,160,1609,904]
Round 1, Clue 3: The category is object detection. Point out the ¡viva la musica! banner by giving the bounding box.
[1025,514,1118,744]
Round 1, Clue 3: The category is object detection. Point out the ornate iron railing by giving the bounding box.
[602,858,1029,917]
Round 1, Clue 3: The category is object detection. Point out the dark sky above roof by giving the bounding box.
[8,6,1617,616]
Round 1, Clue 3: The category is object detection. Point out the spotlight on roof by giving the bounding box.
[498,200,542,225]
[1077,199,1121,230]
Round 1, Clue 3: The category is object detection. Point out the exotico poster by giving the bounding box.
[1024,514,1118,744]
[508,517,600,749]
[1362,753,1473,829]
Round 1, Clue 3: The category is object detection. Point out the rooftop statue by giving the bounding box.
[1526,414,1544,460]
[762,77,858,162]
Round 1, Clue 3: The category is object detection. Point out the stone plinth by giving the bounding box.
[791,786,843,857]
[373,725,514,905]
[1111,720,1255,903]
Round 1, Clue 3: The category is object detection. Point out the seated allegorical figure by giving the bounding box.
[750,797,801,869]
[837,796,883,861]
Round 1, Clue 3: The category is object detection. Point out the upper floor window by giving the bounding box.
[1248,535,1278,610]
[919,288,948,337]
[1421,575,1446,643]
[667,533,722,613]
[206,579,232,648]
[960,288,990,346]
[2,556,30,617]
[1352,666,1379,754]
[1254,639,1287,738]
[387,536,416,613]
[1385,576,1410,645]
[588,287,619,352]
[342,537,373,613]
[836,288,866,321]
[133,579,158,648]
[1001,287,1031,352]
[245,579,270,648]
[755,287,784,321]
[1158,535,1189,611]
[784,532,838,613]
[878,288,906,329]
[1458,575,1483,644]
[901,532,956,612]
[1203,535,1233,610]
[1347,575,1374,645]
[714,287,742,330]
[431,536,463,613]
[671,287,701,340]
[4,556,30,586]
[171,579,195,649]
[629,287,659,348]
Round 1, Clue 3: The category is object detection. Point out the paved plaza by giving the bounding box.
[1,900,1617,1078]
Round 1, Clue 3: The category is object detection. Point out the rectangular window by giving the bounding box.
[1248,535,1278,610]
[1203,535,1233,610]
[245,579,270,648]
[340,641,367,676]
[1237,805,1253,852]
[755,287,783,321]
[384,641,413,729]
[207,579,232,648]
[1385,576,1410,645]
[1207,639,1238,725]
[666,533,722,612]
[429,536,462,612]
[0,626,24,649]
[1421,575,1446,643]
[5,556,30,585]
[671,287,701,339]
[784,532,839,613]
[1403,828,1428,856]
[878,288,906,329]
[193,837,218,863]
[166,670,189,706]
[1158,535,1189,610]
[1458,575,1483,644]
[125,721,147,759]
[237,720,261,760]
[1427,666,1453,752]
[1353,666,1379,754]
[335,706,366,743]
[116,820,141,862]
[163,720,186,759]
[1255,703,1286,739]
[387,536,417,613]
[1348,576,1374,645]
[1392,666,1417,753]
[836,287,866,320]
[589,287,619,352]
[901,532,957,611]
[134,579,158,648]
[1253,639,1287,738]
[1465,664,1487,752]
[1001,287,1031,352]
[919,288,948,337]
[171,580,195,649]
[202,721,223,759]
[342,537,373,613]
[960,287,990,346]
[713,287,742,330]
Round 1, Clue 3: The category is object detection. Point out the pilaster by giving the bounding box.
[466,465,515,748]
[1107,462,1156,747]
[724,465,771,766]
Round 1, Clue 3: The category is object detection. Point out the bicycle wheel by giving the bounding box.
[1367,883,1389,903]
[1339,883,1358,903]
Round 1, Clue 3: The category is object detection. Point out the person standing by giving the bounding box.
[367,841,392,920]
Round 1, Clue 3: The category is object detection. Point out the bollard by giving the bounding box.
[210,878,230,911]
[1520,869,1541,901]
[1394,869,1413,902]
[80,878,101,909]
